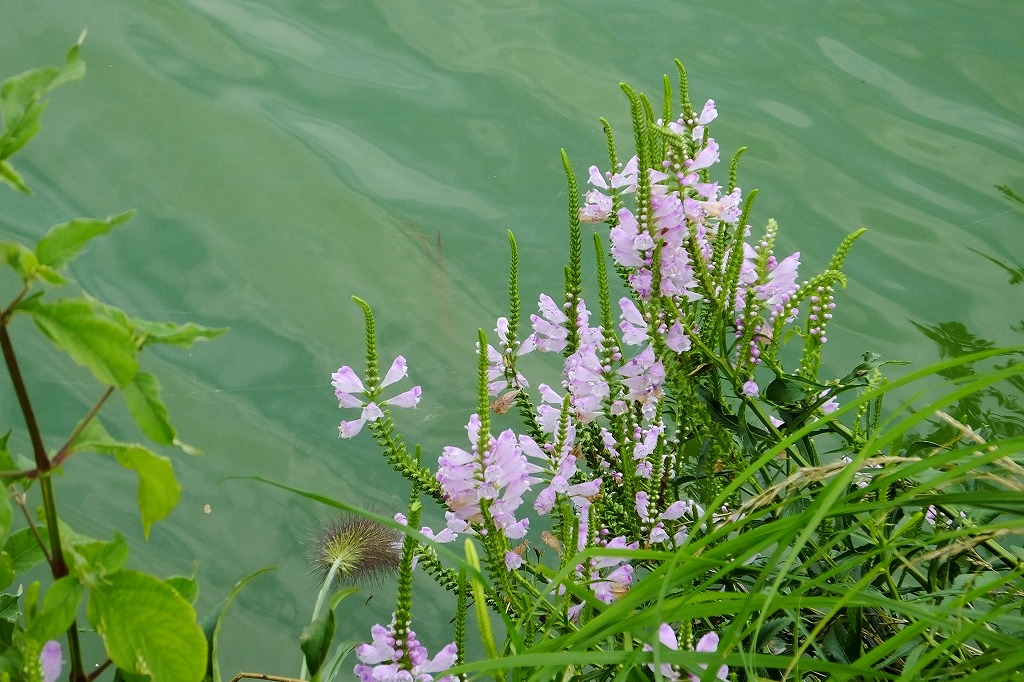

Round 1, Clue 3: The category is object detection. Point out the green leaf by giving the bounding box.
[66,533,129,588]
[26,576,83,640]
[18,296,137,387]
[70,422,180,537]
[166,574,199,605]
[201,567,273,682]
[0,159,27,192]
[312,641,360,682]
[0,242,39,280]
[300,612,336,678]
[0,553,14,592]
[129,318,228,349]
[113,448,180,539]
[35,211,134,270]
[0,31,85,163]
[123,371,175,446]
[2,528,48,573]
[87,569,206,682]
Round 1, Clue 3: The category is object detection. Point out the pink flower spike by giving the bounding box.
[381,356,409,388]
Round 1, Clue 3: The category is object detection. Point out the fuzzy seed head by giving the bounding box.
[313,514,402,586]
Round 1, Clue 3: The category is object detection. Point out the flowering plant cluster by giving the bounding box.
[319,63,1024,682]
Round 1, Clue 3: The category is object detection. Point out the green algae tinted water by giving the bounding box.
[1,0,1022,675]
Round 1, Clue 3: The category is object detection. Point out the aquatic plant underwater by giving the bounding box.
[2,38,1024,682]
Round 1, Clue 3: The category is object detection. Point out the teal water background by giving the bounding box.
[1,0,1022,676]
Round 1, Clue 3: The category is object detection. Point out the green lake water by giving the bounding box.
[1,0,1022,676]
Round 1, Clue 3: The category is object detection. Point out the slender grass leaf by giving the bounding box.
[35,211,134,270]
[18,296,137,387]
[202,567,274,682]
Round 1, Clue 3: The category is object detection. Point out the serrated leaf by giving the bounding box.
[87,569,206,682]
[2,527,48,573]
[19,296,137,387]
[123,371,175,446]
[35,211,134,270]
[27,576,83,640]
[129,318,228,349]
[69,422,180,537]
[113,448,180,539]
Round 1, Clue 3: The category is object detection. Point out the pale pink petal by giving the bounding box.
[386,386,422,408]
[331,366,364,394]
[381,356,408,388]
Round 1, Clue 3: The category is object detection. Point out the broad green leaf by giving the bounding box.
[114,448,179,539]
[26,576,83,640]
[66,533,129,587]
[18,296,137,387]
[123,371,175,446]
[300,612,335,678]
[201,567,273,682]
[35,211,134,270]
[87,569,206,682]
[0,242,38,280]
[129,318,228,349]
[70,422,180,537]
[2,528,48,573]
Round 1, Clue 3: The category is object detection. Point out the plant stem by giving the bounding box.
[298,552,344,680]
[0,325,85,682]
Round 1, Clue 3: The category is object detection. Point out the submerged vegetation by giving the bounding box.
[2,39,1023,682]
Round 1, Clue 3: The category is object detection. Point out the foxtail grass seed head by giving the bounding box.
[313,514,402,586]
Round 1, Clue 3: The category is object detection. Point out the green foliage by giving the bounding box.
[1,40,224,682]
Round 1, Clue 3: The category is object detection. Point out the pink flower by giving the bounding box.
[332,357,422,438]
[741,379,759,397]
[436,414,539,540]
[354,620,458,682]
[579,189,614,223]
[691,631,729,682]
[618,298,648,345]
[41,641,62,682]
[525,294,569,353]
[756,251,800,315]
